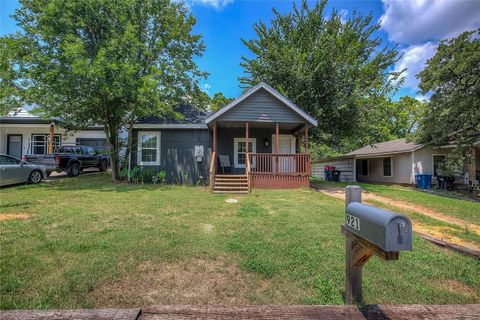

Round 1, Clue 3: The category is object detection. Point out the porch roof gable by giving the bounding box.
[205,82,318,127]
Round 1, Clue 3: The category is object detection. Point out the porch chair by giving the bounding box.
[218,155,232,174]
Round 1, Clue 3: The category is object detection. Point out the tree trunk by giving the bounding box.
[105,125,120,182]
[125,121,133,181]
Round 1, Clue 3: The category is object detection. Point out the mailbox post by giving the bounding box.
[343,186,412,304]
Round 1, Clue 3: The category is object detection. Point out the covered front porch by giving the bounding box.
[208,121,311,192]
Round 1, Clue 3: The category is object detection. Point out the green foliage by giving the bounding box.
[210,92,234,112]
[240,0,403,155]
[416,30,480,151]
[140,168,157,184]
[437,154,464,178]
[1,0,206,180]
[154,170,167,184]
[129,166,141,183]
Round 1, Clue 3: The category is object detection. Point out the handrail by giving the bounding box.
[246,152,251,193]
[209,151,216,192]
[249,153,310,176]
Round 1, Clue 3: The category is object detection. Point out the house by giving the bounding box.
[311,138,480,185]
[131,82,318,192]
[0,109,107,159]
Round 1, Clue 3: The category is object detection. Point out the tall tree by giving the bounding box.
[210,92,234,112]
[1,0,206,180]
[416,30,480,150]
[240,0,402,155]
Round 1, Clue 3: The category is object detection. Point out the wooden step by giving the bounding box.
[213,190,249,194]
[215,182,249,186]
[214,186,248,191]
[215,175,247,178]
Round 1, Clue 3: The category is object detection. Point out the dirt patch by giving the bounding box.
[313,184,480,235]
[89,257,272,307]
[414,224,480,251]
[0,213,31,221]
[201,223,213,233]
[434,279,479,299]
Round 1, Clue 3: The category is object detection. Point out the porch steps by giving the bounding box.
[213,174,249,194]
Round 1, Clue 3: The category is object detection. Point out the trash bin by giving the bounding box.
[416,174,432,189]
[332,170,341,182]
[324,166,335,181]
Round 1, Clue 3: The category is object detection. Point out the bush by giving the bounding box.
[140,168,156,184]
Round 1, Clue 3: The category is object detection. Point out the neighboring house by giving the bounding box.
[312,138,480,185]
[0,109,107,159]
[132,82,318,192]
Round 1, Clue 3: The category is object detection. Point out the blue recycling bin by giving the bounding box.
[416,174,432,189]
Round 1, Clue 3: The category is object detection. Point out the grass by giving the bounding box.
[313,179,479,225]
[0,173,479,309]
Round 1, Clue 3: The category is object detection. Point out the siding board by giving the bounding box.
[312,159,355,182]
[217,89,306,123]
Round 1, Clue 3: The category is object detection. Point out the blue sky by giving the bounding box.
[1,0,479,99]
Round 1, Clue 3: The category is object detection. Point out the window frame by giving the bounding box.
[31,134,62,155]
[233,137,256,168]
[137,131,161,166]
[432,154,446,177]
[359,159,369,177]
[382,156,393,177]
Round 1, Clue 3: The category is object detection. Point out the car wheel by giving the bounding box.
[29,170,43,184]
[68,163,80,177]
[99,160,108,172]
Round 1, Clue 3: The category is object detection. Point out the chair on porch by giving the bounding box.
[218,155,232,174]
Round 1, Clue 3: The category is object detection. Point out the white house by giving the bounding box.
[0,109,107,159]
[312,138,480,186]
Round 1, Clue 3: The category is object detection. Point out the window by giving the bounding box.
[138,132,160,165]
[234,138,256,168]
[432,155,446,177]
[31,134,61,154]
[0,155,20,165]
[383,157,393,177]
[359,159,369,176]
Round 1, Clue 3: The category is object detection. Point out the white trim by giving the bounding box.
[132,123,208,129]
[233,137,257,168]
[137,131,161,166]
[431,154,446,177]
[205,82,318,126]
[271,134,296,154]
[382,156,393,177]
[358,159,369,177]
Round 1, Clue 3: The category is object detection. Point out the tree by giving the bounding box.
[1,0,206,181]
[240,0,403,156]
[210,92,234,112]
[416,30,480,150]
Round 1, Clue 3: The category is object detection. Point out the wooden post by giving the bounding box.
[275,123,279,175]
[245,122,249,174]
[345,186,363,304]
[213,122,217,154]
[304,126,309,153]
[48,123,55,154]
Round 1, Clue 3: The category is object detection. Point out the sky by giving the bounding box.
[1,0,480,100]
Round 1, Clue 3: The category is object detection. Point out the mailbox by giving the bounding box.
[345,202,412,252]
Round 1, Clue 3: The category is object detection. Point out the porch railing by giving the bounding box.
[248,153,310,176]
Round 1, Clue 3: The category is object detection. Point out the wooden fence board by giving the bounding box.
[362,304,480,320]
[0,309,140,320]
[139,305,365,320]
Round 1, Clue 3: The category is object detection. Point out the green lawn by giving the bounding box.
[313,179,480,225]
[1,174,479,309]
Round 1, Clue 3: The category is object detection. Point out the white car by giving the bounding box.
[0,154,48,187]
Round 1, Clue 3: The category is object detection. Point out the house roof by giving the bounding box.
[134,104,209,129]
[204,82,318,127]
[0,108,103,130]
[346,138,423,157]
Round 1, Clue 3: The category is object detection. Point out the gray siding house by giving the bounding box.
[132,82,318,192]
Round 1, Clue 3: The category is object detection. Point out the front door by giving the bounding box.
[7,135,23,159]
[272,135,296,173]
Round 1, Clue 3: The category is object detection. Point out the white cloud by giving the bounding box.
[394,42,437,89]
[380,0,480,44]
[339,9,348,24]
[190,0,233,9]
[202,83,212,93]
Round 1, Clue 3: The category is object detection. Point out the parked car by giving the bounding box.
[24,145,109,177]
[0,154,47,187]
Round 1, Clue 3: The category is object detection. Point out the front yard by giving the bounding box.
[0,173,479,309]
